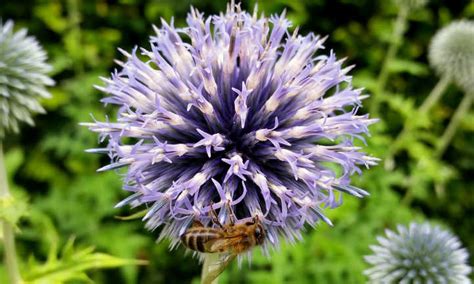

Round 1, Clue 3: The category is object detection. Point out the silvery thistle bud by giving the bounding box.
[429,20,474,94]
[365,223,472,283]
[85,4,378,252]
[0,20,54,138]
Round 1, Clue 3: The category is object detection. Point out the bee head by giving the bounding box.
[245,216,266,245]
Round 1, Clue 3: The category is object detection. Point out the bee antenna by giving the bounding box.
[226,201,237,225]
[209,201,224,229]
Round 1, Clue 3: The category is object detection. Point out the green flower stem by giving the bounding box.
[0,143,22,284]
[201,253,235,284]
[435,92,473,157]
[384,76,450,170]
[418,76,451,114]
[67,0,84,74]
[371,6,409,117]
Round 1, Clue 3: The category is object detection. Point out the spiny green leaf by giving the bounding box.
[24,238,148,284]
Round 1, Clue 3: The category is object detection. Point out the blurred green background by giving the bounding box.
[0,0,473,283]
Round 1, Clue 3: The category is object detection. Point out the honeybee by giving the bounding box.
[180,203,265,254]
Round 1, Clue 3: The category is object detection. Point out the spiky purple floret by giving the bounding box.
[85,3,378,249]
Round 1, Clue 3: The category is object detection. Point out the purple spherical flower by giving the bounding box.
[85,3,377,250]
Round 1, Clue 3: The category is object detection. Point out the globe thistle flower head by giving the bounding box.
[429,20,474,93]
[85,3,378,250]
[0,20,54,139]
[364,223,472,283]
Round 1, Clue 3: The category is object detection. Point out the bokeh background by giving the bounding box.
[0,0,473,283]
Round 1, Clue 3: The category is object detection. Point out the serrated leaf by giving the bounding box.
[24,238,148,284]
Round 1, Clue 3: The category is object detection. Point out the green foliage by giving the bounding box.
[0,0,473,283]
[23,237,147,284]
[0,194,28,230]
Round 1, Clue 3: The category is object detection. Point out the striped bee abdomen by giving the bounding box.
[180,228,223,252]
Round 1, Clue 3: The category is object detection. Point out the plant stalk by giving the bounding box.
[201,253,235,284]
[418,76,451,114]
[435,92,473,157]
[67,0,84,74]
[384,76,450,170]
[371,6,409,116]
[0,143,22,284]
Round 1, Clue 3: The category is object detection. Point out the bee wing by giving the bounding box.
[204,234,248,253]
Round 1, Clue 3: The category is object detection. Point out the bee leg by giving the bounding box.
[209,202,224,229]
[226,201,237,226]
